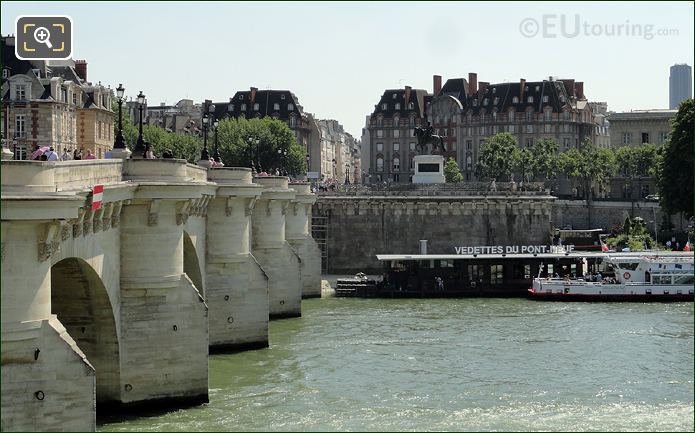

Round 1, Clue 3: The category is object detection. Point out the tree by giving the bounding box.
[514,147,534,183]
[475,132,519,181]
[444,157,464,183]
[658,98,694,218]
[216,117,307,175]
[558,140,615,201]
[530,138,560,181]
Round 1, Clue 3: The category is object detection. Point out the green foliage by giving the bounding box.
[216,117,306,175]
[529,138,560,180]
[475,132,519,181]
[615,144,660,177]
[558,140,616,200]
[658,98,694,218]
[444,158,464,183]
[514,148,534,183]
[606,216,657,251]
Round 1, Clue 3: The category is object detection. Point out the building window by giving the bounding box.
[563,111,570,120]
[2,69,8,79]
[563,138,570,148]
[376,117,383,127]
[289,116,296,127]
[409,142,416,151]
[253,103,260,111]
[393,142,400,151]
[544,124,551,133]
[492,111,497,122]
[490,264,503,285]
[377,130,384,138]
[507,124,515,133]
[273,103,280,111]
[544,110,552,121]
[14,84,27,100]
[526,124,533,133]
[508,110,515,122]
[241,103,246,111]
[483,99,489,106]
[392,93,397,99]
[466,139,472,150]
[376,142,383,152]
[479,126,485,135]
[641,132,649,144]
[512,96,519,104]
[451,128,456,137]
[395,103,401,110]
[622,132,632,145]
[15,114,26,137]
[393,116,400,127]
[393,157,400,171]
[382,103,388,110]
[288,103,294,111]
[228,104,234,111]
[526,138,533,147]
[659,131,669,143]
[410,157,414,169]
[408,102,414,110]
[72,92,77,105]
[393,129,400,138]
[466,154,472,170]
[376,157,384,172]
[525,111,533,121]
[239,95,244,100]
[543,95,549,103]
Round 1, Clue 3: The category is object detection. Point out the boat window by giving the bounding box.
[439,260,455,268]
[547,264,554,276]
[513,264,531,279]
[420,260,434,269]
[673,274,694,285]
[391,260,406,271]
[653,275,671,284]
[490,264,503,284]
[468,264,484,282]
[617,262,639,270]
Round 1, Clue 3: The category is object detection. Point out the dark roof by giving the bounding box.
[210,89,304,122]
[49,65,82,84]
[1,36,35,85]
[440,78,469,101]
[370,88,432,119]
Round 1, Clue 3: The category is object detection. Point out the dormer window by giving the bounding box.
[543,96,549,103]
[281,94,286,100]
[472,99,478,107]
[238,95,244,100]
[527,96,534,103]
[408,102,414,109]
[395,103,401,110]
[535,85,540,91]
[273,103,280,111]
[382,103,388,110]
[228,104,234,111]
[14,84,27,100]
[2,69,9,79]
[392,93,397,99]
[492,88,497,94]
[483,99,489,106]
[288,103,294,111]
[512,96,519,104]
[241,103,247,111]
[253,103,260,111]
[493,97,499,105]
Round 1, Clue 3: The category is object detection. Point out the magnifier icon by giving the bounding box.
[33,26,53,49]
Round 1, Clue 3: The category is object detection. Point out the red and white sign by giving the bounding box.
[92,184,104,210]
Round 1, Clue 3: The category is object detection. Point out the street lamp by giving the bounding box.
[332,158,337,180]
[200,113,210,161]
[114,84,125,149]
[134,90,146,157]
[212,118,221,163]
[277,147,288,176]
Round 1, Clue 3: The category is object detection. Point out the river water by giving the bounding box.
[100,298,693,432]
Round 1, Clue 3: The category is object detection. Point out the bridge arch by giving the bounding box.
[183,230,204,296]
[50,257,120,404]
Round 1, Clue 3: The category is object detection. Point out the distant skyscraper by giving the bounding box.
[669,64,692,109]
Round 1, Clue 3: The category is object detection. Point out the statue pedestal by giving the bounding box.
[412,155,445,184]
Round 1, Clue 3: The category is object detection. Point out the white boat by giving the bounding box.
[529,252,694,301]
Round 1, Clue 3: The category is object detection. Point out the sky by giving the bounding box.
[2,1,693,138]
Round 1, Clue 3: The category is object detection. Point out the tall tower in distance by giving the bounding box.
[669,64,692,109]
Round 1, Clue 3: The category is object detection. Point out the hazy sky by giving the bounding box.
[2,1,693,138]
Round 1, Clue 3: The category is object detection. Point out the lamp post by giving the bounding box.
[200,113,210,161]
[114,84,125,149]
[134,91,146,157]
[277,147,288,176]
[212,118,221,164]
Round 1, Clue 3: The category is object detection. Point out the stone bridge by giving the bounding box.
[0,159,321,431]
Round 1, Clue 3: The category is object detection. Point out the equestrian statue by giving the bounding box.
[413,123,446,155]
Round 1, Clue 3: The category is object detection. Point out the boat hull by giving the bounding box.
[527,291,694,302]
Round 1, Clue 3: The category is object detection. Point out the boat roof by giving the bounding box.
[376,251,693,261]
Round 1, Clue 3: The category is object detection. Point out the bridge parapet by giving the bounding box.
[1,160,124,193]
[123,159,208,183]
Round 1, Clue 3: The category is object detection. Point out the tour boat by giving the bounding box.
[528,252,694,302]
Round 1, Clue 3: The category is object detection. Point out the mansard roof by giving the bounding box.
[370,88,432,119]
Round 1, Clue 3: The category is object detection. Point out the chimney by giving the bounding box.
[575,82,584,99]
[562,79,575,97]
[404,86,412,107]
[74,59,87,82]
[250,87,258,105]
[478,81,489,102]
[433,75,442,97]
[468,72,478,95]
[519,78,526,102]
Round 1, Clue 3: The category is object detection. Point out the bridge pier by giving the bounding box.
[252,177,302,319]
[1,199,97,432]
[116,161,211,408]
[206,168,269,351]
[287,182,322,299]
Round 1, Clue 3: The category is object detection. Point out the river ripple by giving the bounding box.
[100,298,694,432]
